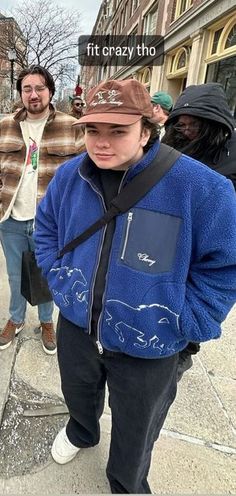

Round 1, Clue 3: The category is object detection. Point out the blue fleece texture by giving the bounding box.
[34,144,236,358]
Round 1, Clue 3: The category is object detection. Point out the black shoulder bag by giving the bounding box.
[58,143,181,258]
[21,251,53,306]
[21,143,181,306]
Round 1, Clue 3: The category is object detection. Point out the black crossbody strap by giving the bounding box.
[58,144,181,258]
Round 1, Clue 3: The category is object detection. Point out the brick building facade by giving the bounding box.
[81,0,236,116]
[0,13,25,111]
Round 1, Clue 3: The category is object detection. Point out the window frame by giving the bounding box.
[206,14,236,64]
[143,1,158,36]
[174,0,193,20]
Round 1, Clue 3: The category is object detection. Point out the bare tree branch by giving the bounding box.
[0,0,82,85]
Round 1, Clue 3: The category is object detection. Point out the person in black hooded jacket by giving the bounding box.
[162,82,236,379]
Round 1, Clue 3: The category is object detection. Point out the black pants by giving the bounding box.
[57,314,178,494]
[182,342,200,355]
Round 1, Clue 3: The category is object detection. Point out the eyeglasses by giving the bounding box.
[22,85,47,94]
[173,123,200,133]
[74,102,84,107]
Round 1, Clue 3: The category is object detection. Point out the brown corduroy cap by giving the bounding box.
[75,79,153,125]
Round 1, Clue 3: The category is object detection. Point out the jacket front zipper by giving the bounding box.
[85,169,130,355]
[84,182,107,354]
[89,232,106,354]
[121,211,133,260]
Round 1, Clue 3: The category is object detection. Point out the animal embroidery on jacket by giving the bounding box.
[105,300,180,353]
[50,266,88,308]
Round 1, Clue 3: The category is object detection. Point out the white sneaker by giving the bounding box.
[51,426,80,464]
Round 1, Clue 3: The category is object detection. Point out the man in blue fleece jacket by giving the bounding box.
[34,79,236,494]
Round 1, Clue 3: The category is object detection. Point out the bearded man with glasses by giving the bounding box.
[0,65,84,354]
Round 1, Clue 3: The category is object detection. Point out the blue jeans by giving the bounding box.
[0,216,53,324]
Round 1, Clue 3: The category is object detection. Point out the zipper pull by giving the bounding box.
[121,211,133,260]
[96,340,103,354]
[128,212,133,222]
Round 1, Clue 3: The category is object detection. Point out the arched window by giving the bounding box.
[225,23,236,49]
[176,50,187,70]
[141,67,151,86]
[207,16,236,60]
[211,28,223,54]
[136,67,152,91]
[167,46,190,77]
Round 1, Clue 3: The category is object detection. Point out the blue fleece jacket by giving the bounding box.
[34,142,236,358]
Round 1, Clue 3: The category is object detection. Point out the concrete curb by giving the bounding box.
[0,341,17,424]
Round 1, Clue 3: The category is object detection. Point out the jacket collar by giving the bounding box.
[79,140,160,189]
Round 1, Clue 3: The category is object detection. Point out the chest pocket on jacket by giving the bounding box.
[46,145,77,158]
[119,207,182,274]
[0,143,23,153]
[0,143,24,173]
[45,146,78,174]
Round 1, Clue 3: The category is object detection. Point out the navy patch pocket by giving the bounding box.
[119,208,182,274]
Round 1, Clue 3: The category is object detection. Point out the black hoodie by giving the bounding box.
[165,83,236,188]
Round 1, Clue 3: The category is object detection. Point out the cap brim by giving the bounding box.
[73,112,142,126]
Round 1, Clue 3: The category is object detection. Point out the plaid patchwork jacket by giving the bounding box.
[0,105,85,221]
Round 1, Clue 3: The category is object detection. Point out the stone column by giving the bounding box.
[187,29,204,85]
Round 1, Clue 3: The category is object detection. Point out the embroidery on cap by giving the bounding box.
[90,89,123,107]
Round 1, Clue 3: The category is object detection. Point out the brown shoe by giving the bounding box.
[39,322,57,355]
[0,319,24,350]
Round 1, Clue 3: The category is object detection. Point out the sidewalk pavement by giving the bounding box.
[0,247,235,494]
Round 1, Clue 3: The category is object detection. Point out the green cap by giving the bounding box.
[151,91,173,111]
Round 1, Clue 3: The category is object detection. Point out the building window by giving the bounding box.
[103,1,111,19]
[205,16,236,122]
[225,24,236,49]
[174,0,193,19]
[179,0,187,15]
[167,46,190,77]
[211,28,224,54]
[123,2,129,26]
[176,50,186,69]
[131,0,140,16]
[169,55,175,73]
[205,56,236,121]
[143,2,158,35]
[127,25,138,54]
[112,20,117,35]
[207,16,236,60]
[136,67,152,92]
